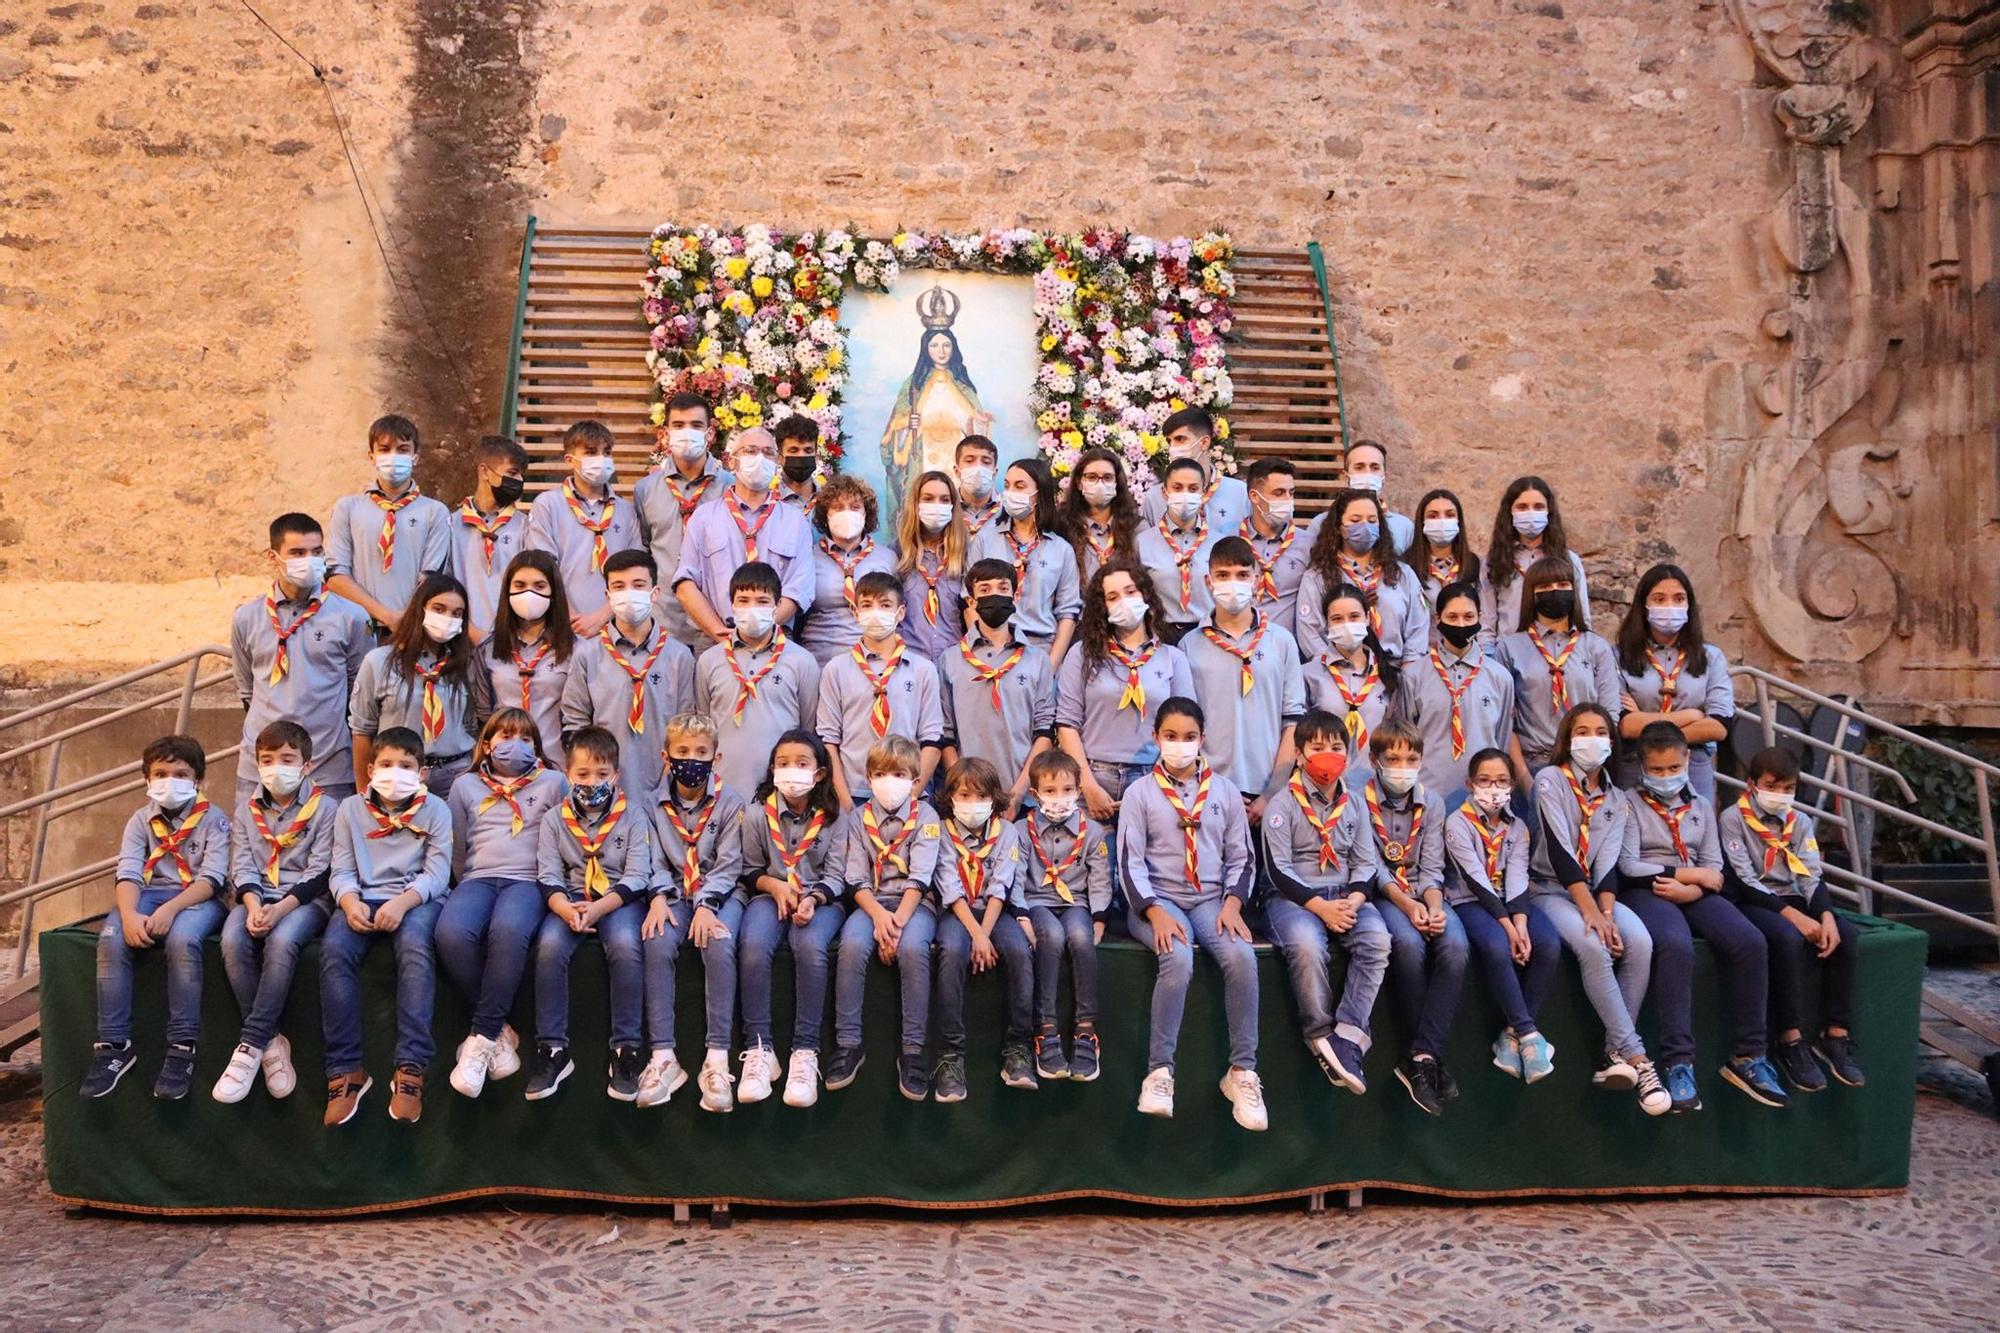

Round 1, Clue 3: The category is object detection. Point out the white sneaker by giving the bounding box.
[1137,1066,1176,1118]
[1634,1059,1673,1117]
[212,1043,261,1104]
[738,1045,781,1104]
[488,1024,522,1081]
[450,1035,494,1098]
[260,1034,297,1100]
[1594,1056,1639,1091]
[783,1050,820,1108]
[636,1049,688,1108]
[698,1050,735,1113]
[1221,1068,1270,1132]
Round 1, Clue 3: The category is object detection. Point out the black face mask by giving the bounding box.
[493,475,526,508]
[976,595,1016,629]
[670,758,714,791]
[782,456,818,485]
[1533,589,1576,622]
[1438,620,1479,649]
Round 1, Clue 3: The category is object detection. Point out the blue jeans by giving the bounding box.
[689,896,747,1051]
[1124,896,1260,1074]
[220,897,330,1050]
[1379,899,1470,1060]
[1091,761,1152,913]
[533,898,646,1048]
[1531,895,1655,1062]
[434,877,546,1041]
[738,895,845,1051]
[1027,904,1100,1029]
[640,900,692,1052]
[1459,905,1560,1038]
[834,899,938,1053]
[935,909,1034,1052]
[1619,887,1768,1064]
[96,889,225,1046]
[319,897,443,1074]
[1260,894,1392,1052]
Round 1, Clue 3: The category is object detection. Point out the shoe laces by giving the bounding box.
[1234,1070,1265,1108]
[702,1064,733,1091]
[790,1051,819,1079]
[393,1071,421,1097]
[1144,1067,1174,1095]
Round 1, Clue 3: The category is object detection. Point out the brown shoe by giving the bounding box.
[324,1071,372,1127]
[387,1066,424,1122]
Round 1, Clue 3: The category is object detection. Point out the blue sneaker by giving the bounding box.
[1312,1035,1367,1095]
[1720,1054,1791,1108]
[1518,1032,1555,1083]
[1491,1031,1523,1079]
[1663,1062,1702,1113]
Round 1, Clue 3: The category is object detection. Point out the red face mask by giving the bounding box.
[1303,750,1347,789]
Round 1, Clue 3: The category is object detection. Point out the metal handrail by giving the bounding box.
[1736,662,2000,779]
[0,646,231,738]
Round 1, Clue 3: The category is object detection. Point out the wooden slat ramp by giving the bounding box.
[508,226,1350,510]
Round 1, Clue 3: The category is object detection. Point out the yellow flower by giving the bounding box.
[1140,431,1164,456]
[891,231,910,248]
[1036,411,1060,432]
[1052,362,1072,378]
[694,279,709,293]
[1215,415,1231,439]
[1061,429,1084,449]
[649,402,666,427]
[806,392,828,410]
[722,351,748,369]
[695,335,718,360]
[732,392,758,413]
[751,275,774,298]
[1058,267,1077,283]
[716,407,738,430]
[810,368,830,385]
[1103,348,1120,366]
[825,346,844,369]
[1040,334,1058,352]
[790,302,809,318]
[1169,397,1187,412]
[725,257,748,281]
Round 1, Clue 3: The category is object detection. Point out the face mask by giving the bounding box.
[259,764,304,799]
[917,502,953,533]
[1569,735,1613,771]
[1533,589,1576,622]
[371,767,423,803]
[575,456,617,487]
[857,607,900,639]
[490,738,537,776]
[1328,621,1369,653]
[668,427,709,462]
[1422,517,1460,546]
[1473,785,1512,815]
[609,588,654,624]
[1165,493,1202,524]
[1642,771,1687,799]
[1343,520,1380,553]
[1158,739,1202,769]
[374,453,414,487]
[493,475,526,509]
[1348,472,1384,494]
[1257,495,1295,526]
[1647,605,1689,635]
[1080,480,1117,507]
[1754,789,1796,819]
[670,757,714,790]
[147,776,198,809]
[1037,794,1078,822]
[976,595,1015,628]
[1378,765,1420,796]
[735,453,777,492]
[1512,508,1550,537]
[827,509,865,541]
[1211,580,1253,613]
[870,774,914,811]
[1167,438,1204,462]
[733,604,775,640]
[422,610,464,644]
[957,464,995,500]
[1303,751,1347,788]
[783,456,818,485]
[573,781,617,811]
[1001,488,1036,519]
[773,766,818,799]
[281,555,327,591]
[509,589,551,622]
[1106,595,1149,630]
[1438,620,1480,650]
[955,799,994,829]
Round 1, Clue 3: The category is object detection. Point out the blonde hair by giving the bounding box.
[665,711,718,746]
[895,469,968,581]
[865,735,922,777]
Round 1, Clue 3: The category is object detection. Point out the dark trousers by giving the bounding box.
[1028,904,1101,1030]
[935,911,1035,1052]
[1618,888,1768,1065]
[1739,903,1857,1036]
[1459,906,1559,1037]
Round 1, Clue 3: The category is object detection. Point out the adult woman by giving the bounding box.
[1059,446,1143,582]
[1054,561,1195,822]
[1479,475,1590,641]
[799,474,899,665]
[1297,489,1427,670]
[481,549,576,761]
[1405,487,1481,606]
[893,470,970,662]
[1613,563,1734,801]
[1302,582,1402,792]
[968,456,1080,662]
[1494,556,1620,775]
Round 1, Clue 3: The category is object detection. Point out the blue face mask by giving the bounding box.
[1641,771,1687,799]
[490,738,537,777]
[374,453,415,487]
[1343,521,1380,553]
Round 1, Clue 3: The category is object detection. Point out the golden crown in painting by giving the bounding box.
[916,282,962,331]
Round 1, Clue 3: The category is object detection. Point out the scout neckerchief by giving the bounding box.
[1561,762,1609,867]
[1151,759,1213,890]
[560,790,628,897]
[561,478,616,574]
[363,790,426,841]
[964,499,1000,537]
[959,632,1025,714]
[819,536,875,613]
[457,498,516,570]
[410,655,449,744]
[723,488,775,562]
[764,794,827,890]
[369,484,419,572]
[264,587,324,685]
[1337,552,1384,634]
[663,465,711,526]
[475,763,539,836]
[1460,799,1508,887]
[1646,642,1686,711]
[510,636,551,711]
[1287,767,1349,872]
[1108,635,1160,714]
[600,624,666,734]
[915,545,945,625]
[851,637,905,737]
[1157,515,1208,612]
[1428,552,1461,587]
[1639,789,1693,864]
[1326,647,1381,750]
[1251,522,1299,605]
[142,801,212,885]
[1027,813,1085,905]
[723,630,788,725]
[1083,518,1115,568]
[1200,614,1268,697]
[1528,625,1578,715]
[860,798,919,891]
[1365,780,1423,894]
[250,786,323,887]
[946,815,1001,905]
[1737,794,1813,878]
[1428,645,1481,760]
[662,776,722,898]
[1002,525,1041,586]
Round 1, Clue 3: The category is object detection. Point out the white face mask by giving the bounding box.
[147,776,199,809]
[508,589,551,622]
[608,588,654,624]
[827,509,866,542]
[260,764,305,799]
[917,502,953,533]
[1106,594,1149,630]
[281,555,326,591]
[1080,480,1117,508]
[1327,621,1369,653]
[1037,794,1078,822]
[1167,438,1204,462]
[1473,785,1512,815]
[772,766,817,799]
[1647,605,1689,635]
[1347,472,1384,493]
[1570,735,1613,771]
[735,453,777,492]
[374,453,414,487]
[955,800,994,829]
[1158,739,1202,769]
[1422,517,1460,546]
[869,774,914,811]
[371,767,424,803]
[1377,766,1420,796]
[1001,488,1036,519]
[422,610,464,644]
[1257,495,1295,526]
[1211,579,1253,613]
[1754,789,1796,819]
[1513,508,1550,537]
[1164,493,1202,524]
[856,607,900,640]
[733,604,775,640]
[575,455,617,487]
[668,427,708,461]
[957,464,996,500]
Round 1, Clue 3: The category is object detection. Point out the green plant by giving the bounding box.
[1868,731,2000,865]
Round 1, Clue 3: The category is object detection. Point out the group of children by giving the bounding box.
[83,402,1868,1134]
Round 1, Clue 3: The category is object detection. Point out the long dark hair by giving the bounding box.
[1317,580,1403,698]
[388,572,478,734]
[1004,456,1068,540]
[1486,474,1572,595]
[1078,558,1168,683]
[1306,488,1398,588]
[1059,446,1141,568]
[1516,555,1587,633]
[908,327,977,399]
[1403,486,1481,588]
[755,727,839,824]
[1616,562,1708,676]
[489,549,576,664]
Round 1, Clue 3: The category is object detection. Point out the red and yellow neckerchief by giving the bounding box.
[963,500,1000,537]
[1327,648,1381,749]
[819,537,875,613]
[1288,768,1349,873]
[663,468,710,526]
[1561,762,1608,867]
[1157,516,1208,611]
[363,791,426,841]
[1528,625,1578,716]
[723,630,788,725]
[860,799,919,890]
[1200,615,1269,696]
[510,638,550,711]
[1646,643,1686,711]
[1003,526,1041,586]
[369,485,419,572]
[959,634,1025,714]
[142,801,212,885]
[915,545,945,624]
[561,479,616,574]
[1152,760,1213,889]
[661,778,722,898]
[946,816,1001,904]
[1737,794,1813,877]
[724,489,776,561]
[560,791,628,897]
[1251,523,1299,604]
[1428,553,1460,587]
[264,589,324,685]
[1107,636,1159,714]
[457,499,517,570]
[410,656,449,744]
[1365,780,1423,893]
[600,625,667,734]
[1428,646,1481,760]
[764,794,827,890]
[1083,520,1115,568]
[250,787,324,887]
[1337,552,1384,634]
[1639,790,1692,864]
[1027,814,1085,905]
[851,637,906,737]
[1459,800,1508,886]
[475,765,539,836]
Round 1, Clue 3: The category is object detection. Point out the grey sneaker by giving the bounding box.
[999,1042,1038,1090]
[932,1052,969,1103]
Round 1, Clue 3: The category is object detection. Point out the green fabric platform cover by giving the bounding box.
[40,915,1923,1215]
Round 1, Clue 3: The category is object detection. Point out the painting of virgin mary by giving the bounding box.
[877,283,994,529]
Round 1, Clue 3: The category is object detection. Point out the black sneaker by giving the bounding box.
[999,1042,1038,1090]
[824,1045,864,1091]
[897,1050,930,1101]
[1395,1056,1443,1116]
[80,1041,135,1099]
[1437,1061,1460,1102]
[932,1051,968,1103]
[153,1041,198,1101]
[1814,1033,1866,1088]
[1034,1029,1071,1080]
[1068,1028,1101,1082]
[607,1044,644,1102]
[524,1041,573,1100]
[1774,1038,1827,1093]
